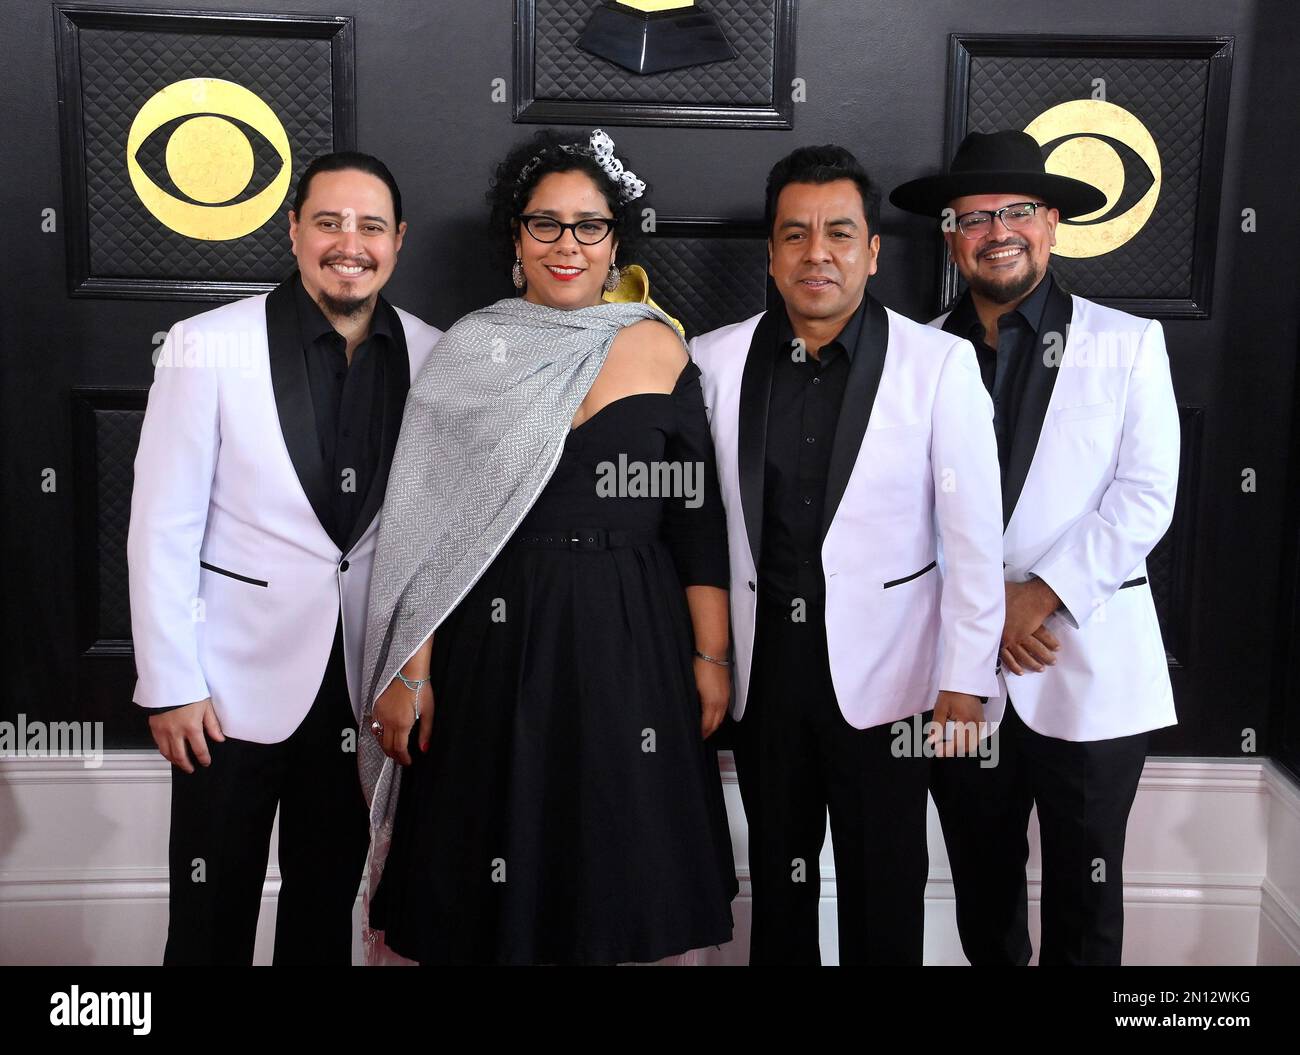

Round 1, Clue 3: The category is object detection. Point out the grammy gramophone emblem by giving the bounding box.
[578,0,737,75]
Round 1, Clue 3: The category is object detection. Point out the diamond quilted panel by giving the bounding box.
[1148,527,1174,645]
[533,0,777,105]
[638,233,768,338]
[78,25,338,282]
[94,408,144,638]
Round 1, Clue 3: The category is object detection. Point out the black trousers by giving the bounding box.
[731,596,931,965]
[163,621,370,965]
[930,697,1148,966]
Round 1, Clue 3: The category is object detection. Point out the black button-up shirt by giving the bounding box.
[293,273,390,548]
[944,271,1053,468]
[758,293,867,606]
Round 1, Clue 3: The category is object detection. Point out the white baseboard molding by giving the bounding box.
[1258,760,1300,964]
[1,753,1297,965]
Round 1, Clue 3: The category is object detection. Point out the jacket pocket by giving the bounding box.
[883,560,938,589]
[1052,399,1118,424]
[200,560,268,588]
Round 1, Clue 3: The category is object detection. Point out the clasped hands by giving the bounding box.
[928,577,1062,759]
[1001,577,1062,676]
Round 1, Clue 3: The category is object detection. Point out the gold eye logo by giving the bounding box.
[1023,100,1162,259]
[126,77,292,241]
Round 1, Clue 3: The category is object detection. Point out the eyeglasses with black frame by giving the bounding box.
[952,201,1049,240]
[518,214,615,245]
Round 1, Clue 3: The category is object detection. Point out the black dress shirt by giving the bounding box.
[293,273,390,548]
[943,271,1054,469]
[146,276,395,718]
[758,293,868,606]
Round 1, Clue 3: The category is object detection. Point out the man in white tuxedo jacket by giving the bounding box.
[689,146,1005,964]
[128,153,442,964]
[891,130,1180,965]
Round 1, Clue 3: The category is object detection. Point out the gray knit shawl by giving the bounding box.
[358,294,680,909]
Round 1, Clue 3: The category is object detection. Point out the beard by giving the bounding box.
[318,288,373,318]
[966,246,1044,305]
[317,256,376,318]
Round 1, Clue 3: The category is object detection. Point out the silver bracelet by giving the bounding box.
[693,649,731,668]
[394,671,429,720]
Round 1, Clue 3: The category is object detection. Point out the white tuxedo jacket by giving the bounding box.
[932,281,1179,741]
[690,294,1005,731]
[128,280,442,742]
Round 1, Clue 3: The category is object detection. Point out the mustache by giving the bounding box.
[977,239,1029,260]
[322,254,376,267]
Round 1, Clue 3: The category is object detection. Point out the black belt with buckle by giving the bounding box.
[506,527,659,551]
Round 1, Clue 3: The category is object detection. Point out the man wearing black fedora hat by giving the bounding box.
[891,130,1180,965]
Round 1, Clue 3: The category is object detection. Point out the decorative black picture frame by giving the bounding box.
[72,385,148,662]
[939,34,1233,319]
[514,0,798,129]
[54,5,356,301]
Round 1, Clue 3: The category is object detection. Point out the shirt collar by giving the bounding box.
[1013,270,1053,335]
[948,270,1054,345]
[292,270,393,349]
[776,289,869,362]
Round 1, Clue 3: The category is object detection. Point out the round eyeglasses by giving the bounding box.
[518,214,615,245]
[954,201,1048,239]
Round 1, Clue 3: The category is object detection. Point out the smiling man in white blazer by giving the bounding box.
[128,152,442,964]
[891,130,1180,965]
[689,146,1005,964]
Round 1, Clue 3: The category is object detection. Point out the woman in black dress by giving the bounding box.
[364,129,738,964]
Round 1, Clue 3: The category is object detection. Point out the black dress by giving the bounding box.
[369,360,738,964]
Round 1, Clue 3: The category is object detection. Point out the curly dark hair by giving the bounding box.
[486,128,646,268]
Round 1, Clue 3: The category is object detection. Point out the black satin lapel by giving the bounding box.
[821,294,889,540]
[343,300,411,554]
[738,310,781,569]
[1002,284,1073,527]
[266,277,334,539]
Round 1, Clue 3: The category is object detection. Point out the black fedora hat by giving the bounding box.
[889,130,1107,220]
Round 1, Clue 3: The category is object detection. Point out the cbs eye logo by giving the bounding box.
[1024,99,1162,259]
[126,77,292,241]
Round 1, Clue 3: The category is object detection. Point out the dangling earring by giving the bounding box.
[512,258,526,290]
[603,263,621,293]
